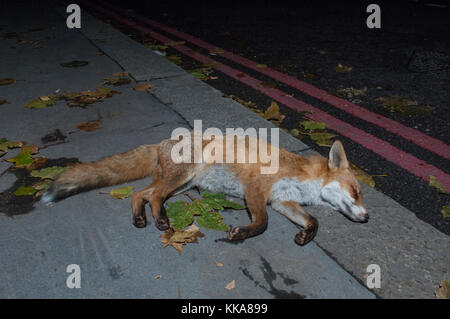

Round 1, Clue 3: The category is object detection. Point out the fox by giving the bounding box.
[42,133,368,246]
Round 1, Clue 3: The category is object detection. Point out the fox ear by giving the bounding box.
[328,141,349,169]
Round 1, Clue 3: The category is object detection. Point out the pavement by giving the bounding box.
[0,1,448,299]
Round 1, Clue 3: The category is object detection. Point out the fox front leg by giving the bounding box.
[227,187,268,241]
[271,200,318,246]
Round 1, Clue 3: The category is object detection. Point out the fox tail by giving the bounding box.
[41,144,158,204]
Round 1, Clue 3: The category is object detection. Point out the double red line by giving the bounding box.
[88,1,450,192]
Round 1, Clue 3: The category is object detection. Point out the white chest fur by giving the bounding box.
[270,178,325,206]
[193,165,245,198]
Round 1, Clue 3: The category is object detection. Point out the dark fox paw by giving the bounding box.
[155,216,170,231]
[227,227,249,241]
[294,226,317,246]
[133,215,147,228]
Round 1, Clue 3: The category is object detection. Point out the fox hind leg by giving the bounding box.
[131,165,193,230]
[270,200,318,246]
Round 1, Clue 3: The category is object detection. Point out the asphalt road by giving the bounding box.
[99,0,450,234]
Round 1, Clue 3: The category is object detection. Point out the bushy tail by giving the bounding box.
[42,144,159,204]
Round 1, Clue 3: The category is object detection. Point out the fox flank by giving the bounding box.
[43,133,368,246]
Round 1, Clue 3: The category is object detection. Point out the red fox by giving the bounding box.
[42,134,368,246]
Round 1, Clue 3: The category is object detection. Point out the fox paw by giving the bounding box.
[227,227,248,241]
[294,227,317,246]
[133,215,147,228]
[155,216,170,231]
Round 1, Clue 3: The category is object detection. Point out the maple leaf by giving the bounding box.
[161,224,205,254]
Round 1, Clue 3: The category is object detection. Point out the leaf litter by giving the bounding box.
[376,96,433,116]
[160,190,245,254]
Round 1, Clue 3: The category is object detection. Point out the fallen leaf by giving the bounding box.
[154,274,162,280]
[0,78,15,85]
[26,94,60,109]
[102,77,131,86]
[334,64,353,73]
[263,101,285,123]
[166,201,195,230]
[216,262,223,267]
[260,80,277,88]
[135,83,152,91]
[351,164,376,188]
[22,144,39,155]
[109,186,134,199]
[28,157,47,170]
[0,138,23,153]
[112,71,129,77]
[300,121,326,131]
[225,280,235,290]
[6,147,33,168]
[165,41,185,46]
[166,55,182,65]
[60,60,89,68]
[307,132,337,147]
[30,166,66,180]
[76,121,102,132]
[441,206,450,219]
[376,96,433,116]
[13,186,37,196]
[288,129,300,138]
[161,224,205,254]
[429,176,449,195]
[435,280,450,299]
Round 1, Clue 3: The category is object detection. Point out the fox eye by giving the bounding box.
[352,187,359,199]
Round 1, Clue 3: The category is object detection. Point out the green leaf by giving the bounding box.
[0,139,22,152]
[197,211,229,231]
[7,148,33,167]
[166,201,195,230]
[429,176,450,195]
[30,166,66,180]
[25,99,48,109]
[300,121,326,131]
[109,186,134,199]
[441,205,450,219]
[308,132,337,147]
[14,186,37,196]
[201,189,245,210]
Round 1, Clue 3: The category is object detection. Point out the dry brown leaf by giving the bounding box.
[112,71,129,77]
[263,101,285,123]
[160,224,205,254]
[154,274,162,280]
[225,280,235,290]
[76,121,102,132]
[135,83,152,91]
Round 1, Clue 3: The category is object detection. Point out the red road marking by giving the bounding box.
[87,3,450,192]
[103,3,450,161]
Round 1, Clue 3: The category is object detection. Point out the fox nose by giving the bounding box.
[357,211,369,222]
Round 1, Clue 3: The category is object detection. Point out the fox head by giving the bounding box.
[320,141,369,223]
